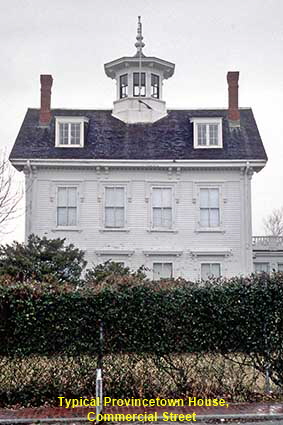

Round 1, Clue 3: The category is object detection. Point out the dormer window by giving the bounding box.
[151,74,160,99]
[55,117,88,147]
[133,72,146,96]
[191,118,223,149]
[119,74,128,98]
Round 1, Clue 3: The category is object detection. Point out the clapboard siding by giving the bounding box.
[26,166,252,280]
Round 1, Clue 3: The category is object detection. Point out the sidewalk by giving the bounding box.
[0,403,283,423]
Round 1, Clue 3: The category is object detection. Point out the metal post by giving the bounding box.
[96,320,103,421]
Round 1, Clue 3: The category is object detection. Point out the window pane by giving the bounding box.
[151,73,160,98]
[209,189,219,207]
[115,207,125,227]
[153,208,162,227]
[255,263,269,273]
[105,188,115,206]
[162,208,172,228]
[58,187,67,206]
[211,263,221,277]
[197,124,207,145]
[70,123,81,145]
[152,188,162,207]
[68,188,77,207]
[133,72,146,97]
[201,264,210,280]
[162,188,172,207]
[136,72,145,85]
[68,207,77,226]
[105,207,115,227]
[278,263,283,272]
[113,188,124,207]
[163,263,173,278]
[57,207,67,226]
[106,187,124,207]
[153,263,172,280]
[210,209,220,227]
[59,123,69,145]
[200,209,209,227]
[153,263,162,280]
[120,74,128,98]
[200,189,209,208]
[209,124,219,145]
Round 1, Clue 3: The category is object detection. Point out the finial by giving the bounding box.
[135,16,145,56]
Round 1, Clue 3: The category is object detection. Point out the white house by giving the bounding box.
[9,18,268,280]
[252,236,283,273]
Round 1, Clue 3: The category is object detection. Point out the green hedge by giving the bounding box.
[0,273,283,357]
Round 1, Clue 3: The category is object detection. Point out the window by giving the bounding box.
[254,263,270,273]
[105,187,125,228]
[55,117,87,147]
[152,187,173,229]
[151,74,160,98]
[119,74,128,98]
[278,263,283,272]
[200,188,220,228]
[153,262,173,280]
[201,263,221,280]
[59,122,81,145]
[191,118,223,148]
[133,72,146,96]
[57,187,77,226]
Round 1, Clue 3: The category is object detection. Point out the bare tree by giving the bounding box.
[263,207,283,236]
[0,150,23,234]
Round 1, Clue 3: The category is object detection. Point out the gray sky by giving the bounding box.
[1,0,283,243]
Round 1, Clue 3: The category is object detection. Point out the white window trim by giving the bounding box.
[191,117,223,149]
[200,262,222,280]
[55,184,80,230]
[95,250,134,257]
[195,184,224,232]
[55,116,88,148]
[150,185,175,232]
[153,262,174,280]
[103,185,127,230]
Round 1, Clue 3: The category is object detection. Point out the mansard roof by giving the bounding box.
[10,108,267,165]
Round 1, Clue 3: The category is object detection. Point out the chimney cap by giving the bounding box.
[40,74,53,85]
[227,71,239,83]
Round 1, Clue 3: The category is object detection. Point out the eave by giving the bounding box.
[10,158,267,173]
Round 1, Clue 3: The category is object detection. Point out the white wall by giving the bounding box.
[25,165,253,280]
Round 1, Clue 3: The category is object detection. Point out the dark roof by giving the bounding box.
[9,108,267,163]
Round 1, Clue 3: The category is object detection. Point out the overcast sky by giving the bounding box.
[1,0,283,243]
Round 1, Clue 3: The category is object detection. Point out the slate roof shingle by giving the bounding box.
[9,108,267,162]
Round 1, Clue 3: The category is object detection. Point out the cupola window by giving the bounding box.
[151,74,160,99]
[119,74,128,98]
[133,72,146,96]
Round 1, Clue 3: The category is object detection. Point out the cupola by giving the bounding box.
[104,17,175,124]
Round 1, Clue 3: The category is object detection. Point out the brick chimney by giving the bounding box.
[39,74,53,125]
[227,71,240,126]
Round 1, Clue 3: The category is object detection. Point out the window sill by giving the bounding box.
[194,145,223,149]
[147,229,178,233]
[52,227,82,232]
[99,228,130,232]
[55,144,84,148]
[195,228,225,234]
